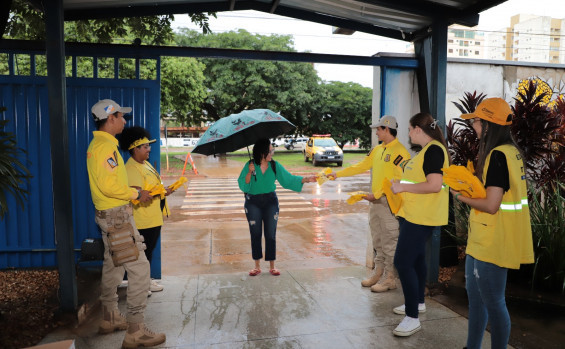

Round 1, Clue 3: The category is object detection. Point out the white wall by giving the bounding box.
[160,137,199,147]
[373,57,565,148]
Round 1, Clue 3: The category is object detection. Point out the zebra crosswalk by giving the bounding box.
[180,177,316,220]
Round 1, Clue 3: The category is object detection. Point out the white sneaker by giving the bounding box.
[393,316,421,337]
[393,303,426,315]
[150,280,164,292]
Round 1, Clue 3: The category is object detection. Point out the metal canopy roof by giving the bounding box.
[30,0,507,42]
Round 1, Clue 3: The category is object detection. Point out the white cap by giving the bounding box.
[91,99,132,121]
[370,115,397,129]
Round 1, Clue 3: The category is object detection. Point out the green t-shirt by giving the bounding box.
[238,160,304,194]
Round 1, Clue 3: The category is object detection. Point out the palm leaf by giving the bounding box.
[0,119,32,219]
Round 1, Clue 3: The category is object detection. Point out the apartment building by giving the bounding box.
[486,14,564,64]
[405,25,486,58]
[447,25,485,58]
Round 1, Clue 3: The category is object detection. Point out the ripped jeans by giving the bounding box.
[244,192,279,261]
[465,254,510,349]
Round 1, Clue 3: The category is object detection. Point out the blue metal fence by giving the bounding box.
[0,51,162,278]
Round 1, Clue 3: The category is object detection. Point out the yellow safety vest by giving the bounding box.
[336,138,410,198]
[396,140,449,226]
[466,144,534,269]
[126,158,164,229]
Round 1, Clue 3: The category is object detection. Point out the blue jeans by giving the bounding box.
[244,192,279,261]
[465,255,510,349]
[394,217,433,318]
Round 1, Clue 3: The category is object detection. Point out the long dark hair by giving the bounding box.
[475,120,516,180]
[252,138,271,164]
[410,113,449,159]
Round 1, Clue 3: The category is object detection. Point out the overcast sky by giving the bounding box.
[172,0,564,88]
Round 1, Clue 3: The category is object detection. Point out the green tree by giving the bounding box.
[5,0,214,42]
[4,0,211,124]
[309,81,372,149]
[174,28,323,133]
[160,57,207,124]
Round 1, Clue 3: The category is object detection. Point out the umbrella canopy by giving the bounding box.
[191,109,296,155]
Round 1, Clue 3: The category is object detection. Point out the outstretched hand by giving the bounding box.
[302,175,317,183]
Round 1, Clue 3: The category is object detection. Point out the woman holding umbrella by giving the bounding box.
[238,138,316,276]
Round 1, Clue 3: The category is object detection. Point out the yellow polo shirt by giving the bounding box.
[86,131,138,211]
[336,138,410,198]
[126,158,164,229]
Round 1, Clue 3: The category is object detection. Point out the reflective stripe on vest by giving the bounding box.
[400,179,448,189]
[500,197,529,211]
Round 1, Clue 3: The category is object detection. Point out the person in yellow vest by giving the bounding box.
[328,115,410,292]
[458,98,534,349]
[390,112,450,337]
[119,126,176,295]
[87,99,166,348]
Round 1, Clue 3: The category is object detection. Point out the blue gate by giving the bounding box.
[0,51,162,278]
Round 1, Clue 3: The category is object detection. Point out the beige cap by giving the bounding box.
[91,99,132,121]
[370,115,397,129]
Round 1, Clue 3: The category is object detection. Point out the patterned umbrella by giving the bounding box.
[191,109,295,155]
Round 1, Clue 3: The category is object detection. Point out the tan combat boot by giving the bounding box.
[370,272,397,293]
[99,306,127,334]
[361,267,384,287]
[122,323,166,348]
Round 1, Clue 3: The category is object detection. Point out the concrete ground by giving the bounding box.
[39,152,506,348]
[42,266,499,348]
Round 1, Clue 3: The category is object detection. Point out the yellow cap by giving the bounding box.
[461,98,512,126]
[128,137,156,150]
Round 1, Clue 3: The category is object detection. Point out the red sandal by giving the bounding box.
[269,269,281,276]
[249,268,261,276]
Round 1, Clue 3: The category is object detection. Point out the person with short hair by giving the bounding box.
[119,126,177,295]
[86,99,166,348]
[458,98,534,349]
[390,112,450,337]
[329,115,411,293]
[238,138,316,276]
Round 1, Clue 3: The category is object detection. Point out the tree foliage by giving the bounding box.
[160,57,207,124]
[5,0,214,43]
[308,81,372,149]
[5,0,211,122]
[173,28,323,133]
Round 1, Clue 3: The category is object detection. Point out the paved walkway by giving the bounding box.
[40,265,502,348]
[39,154,505,348]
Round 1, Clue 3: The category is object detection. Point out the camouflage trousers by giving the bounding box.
[95,204,150,324]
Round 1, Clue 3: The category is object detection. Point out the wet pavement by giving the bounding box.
[40,153,507,348]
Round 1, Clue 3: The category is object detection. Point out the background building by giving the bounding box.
[447,25,486,58]
[486,14,564,63]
